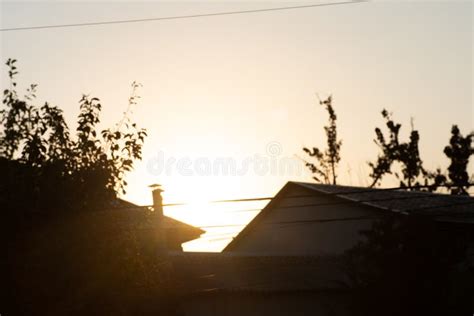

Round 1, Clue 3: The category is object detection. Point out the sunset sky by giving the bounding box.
[1,1,472,251]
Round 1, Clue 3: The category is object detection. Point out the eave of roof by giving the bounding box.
[115,198,205,239]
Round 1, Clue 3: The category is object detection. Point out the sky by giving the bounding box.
[1,0,472,251]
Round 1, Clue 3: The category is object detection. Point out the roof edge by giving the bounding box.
[223,182,306,252]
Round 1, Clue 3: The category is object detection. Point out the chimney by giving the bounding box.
[149,184,167,253]
[149,184,164,217]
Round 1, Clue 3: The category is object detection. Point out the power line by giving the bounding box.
[109,197,270,210]
[225,208,261,213]
[209,197,272,203]
[267,215,381,226]
[208,235,237,242]
[197,223,246,229]
[193,200,474,230]
[194,215,381,229]
[78,191,473,230]
[265,202,474,228]
[203,231,239,237]
[191,197,474,229]
[268,193,467,211]
[207,196,474,228]
[201,232,239,240]
[100,184,472,213]
[180,183,474,206]
[0,1,367,32]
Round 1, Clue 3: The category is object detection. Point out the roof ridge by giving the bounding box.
[291,181,472,199]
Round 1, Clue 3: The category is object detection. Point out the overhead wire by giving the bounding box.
[190,195,474,229]
[107,183,474,211]
[0,1,367,32]
[105,183,473,212]
[65,184,474,230]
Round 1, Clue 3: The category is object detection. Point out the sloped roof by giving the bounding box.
[295,182,474,221]
[114,199,205,243]
[224,182,474,252]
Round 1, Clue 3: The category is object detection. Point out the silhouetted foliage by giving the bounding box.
[0,59,147,217]
[443,125,474,195]
[344,215,474,315]
[368,110,473,195]
[0,60,177,315]
[303,95,342,184]
[368,109,445,191]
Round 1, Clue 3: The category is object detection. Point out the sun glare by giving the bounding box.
[164,199,263,252]
[136,176,266,252]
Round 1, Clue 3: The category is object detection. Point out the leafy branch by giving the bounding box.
[303,95,342,184]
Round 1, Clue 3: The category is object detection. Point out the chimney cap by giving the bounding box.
[149,183,163,192]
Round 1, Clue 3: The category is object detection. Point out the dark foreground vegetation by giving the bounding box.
[343,215,474,315]
[3,210,179,315]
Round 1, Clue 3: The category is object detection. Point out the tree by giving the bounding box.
[0,60,188,316]
[443,125,474,195]
[302,95,342,184]
[0,59,147,217]
[368,109,434,189]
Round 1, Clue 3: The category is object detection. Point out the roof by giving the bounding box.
[169,252,347,294]
[295,182,474,218]
[114,198,205,243]
[224,182,474,252]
